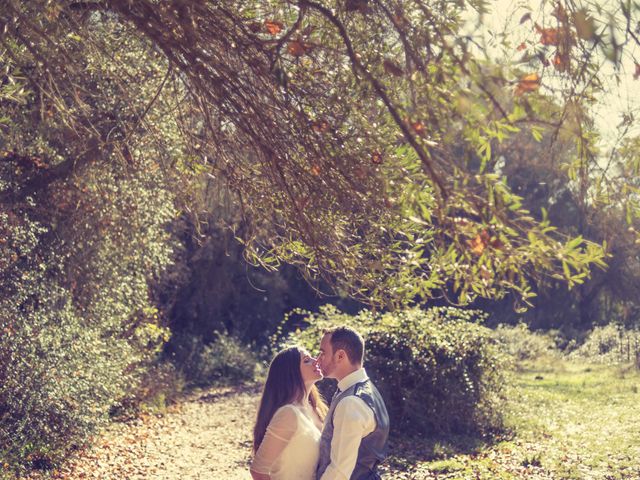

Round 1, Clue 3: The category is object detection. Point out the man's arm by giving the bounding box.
[319,397,375,480]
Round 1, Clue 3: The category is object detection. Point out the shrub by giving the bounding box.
[110,361,187,419]
[277,305,509,436]
[0,281,140,473]
[491,323,559,362]
[569,324,640,365]
[167,332,260,387]
[0,161,176,473]
[0,19,180,474]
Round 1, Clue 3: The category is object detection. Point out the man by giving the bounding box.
[315,326,389,480]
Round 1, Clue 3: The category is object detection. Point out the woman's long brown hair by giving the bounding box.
[253,346,328,452]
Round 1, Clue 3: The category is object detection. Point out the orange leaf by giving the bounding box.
[287,39,309,57]
[30,156,48,169]
[467,230,492,255]
[383,59,404,76]
[517,42,527,52]
[490,237,504,250]
[411,120,426,136]
[311,164,321,176]
[536,25,561,46]
[515,73,540,96]
[264,20,283,35]
[311,119,329,133]
[553,52,568,71]
[467,234,486,255]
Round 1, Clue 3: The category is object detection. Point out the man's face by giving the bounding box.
[317,333,337,378]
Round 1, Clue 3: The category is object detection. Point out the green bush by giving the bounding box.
[168,332,260,387]
[0,162,176,473]
[0,17,180,475]
[110,361,187,419]
[277,305,508,436]
[0,282,139,472]
[491,323,559,363]
[569,324,640,365]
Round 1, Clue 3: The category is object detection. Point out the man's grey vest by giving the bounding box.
[316,378,389,479]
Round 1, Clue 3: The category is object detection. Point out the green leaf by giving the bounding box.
[562,261,571,278]
[531,127,543,142]
[566,236,584,251]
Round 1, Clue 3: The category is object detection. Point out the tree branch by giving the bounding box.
[300,0,448,199]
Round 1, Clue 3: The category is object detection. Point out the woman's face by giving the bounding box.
[299,349,323,384]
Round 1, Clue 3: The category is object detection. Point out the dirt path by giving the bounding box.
[23,364,640,480]
[21,383,568,480]
[29,385,260,480]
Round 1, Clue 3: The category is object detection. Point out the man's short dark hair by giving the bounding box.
[324,326,364,365]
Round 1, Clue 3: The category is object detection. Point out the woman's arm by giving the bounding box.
[250,406,298,478]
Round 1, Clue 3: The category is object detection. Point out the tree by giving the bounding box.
[1,0,639,471]
[476,102,640,330]
[2,0,639,310]
[0,12,181,469]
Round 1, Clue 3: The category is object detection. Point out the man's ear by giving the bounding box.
[336,349,346,362]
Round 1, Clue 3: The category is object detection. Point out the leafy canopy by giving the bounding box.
[2,0,639,309]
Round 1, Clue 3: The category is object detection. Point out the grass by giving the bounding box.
[381,357,640,479]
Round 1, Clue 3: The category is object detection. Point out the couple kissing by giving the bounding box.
[250,326,390,479]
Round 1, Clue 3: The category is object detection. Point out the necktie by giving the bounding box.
[331,387,342,407]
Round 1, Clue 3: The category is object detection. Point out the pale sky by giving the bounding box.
[461,0,639,150]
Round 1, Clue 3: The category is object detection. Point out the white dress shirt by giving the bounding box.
[319,368,376,480]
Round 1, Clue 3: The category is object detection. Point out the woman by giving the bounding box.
[251,346,327,479]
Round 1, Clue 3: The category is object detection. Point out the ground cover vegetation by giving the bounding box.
[1,0,639,476]
[12,320,638,480]
[379,325,640,479]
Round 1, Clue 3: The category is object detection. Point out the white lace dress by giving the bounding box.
[251,404,322,479]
